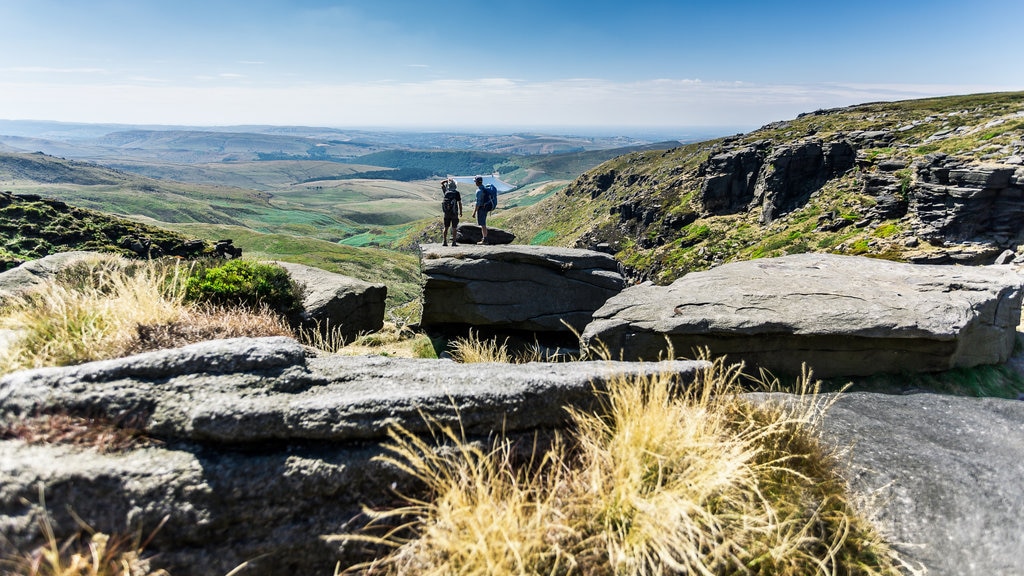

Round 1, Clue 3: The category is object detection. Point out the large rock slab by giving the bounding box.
[420,244,625,334]
[581,253,1024,377]
[272,261,386,341]
[0,337,705,575]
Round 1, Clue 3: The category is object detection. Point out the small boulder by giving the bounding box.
[455,223,515,245]
[272,261,386,342]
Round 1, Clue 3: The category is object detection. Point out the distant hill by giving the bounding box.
[499,91,1024,283]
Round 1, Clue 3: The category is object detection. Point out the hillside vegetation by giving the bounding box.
[500,91,1024,283]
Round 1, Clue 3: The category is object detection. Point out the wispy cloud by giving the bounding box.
[0,77,1015,129]
[2,66,107,74]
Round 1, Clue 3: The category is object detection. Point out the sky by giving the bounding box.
[0,0,1021,136]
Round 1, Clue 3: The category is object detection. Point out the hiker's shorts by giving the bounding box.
[476,208,489,226]
[444,214,459,228]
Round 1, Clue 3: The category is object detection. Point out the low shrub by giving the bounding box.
[184,259,302,316]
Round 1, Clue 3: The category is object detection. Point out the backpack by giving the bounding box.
[442,191,460,217]
[484,184,498,211]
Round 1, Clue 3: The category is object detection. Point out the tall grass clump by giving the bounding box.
[337,357,901,575]
[0,256,188,373]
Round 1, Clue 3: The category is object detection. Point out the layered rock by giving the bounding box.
[911,154,1024,253]
[272,261,386,341]
[581,253,1023,377]
[420,244,625,334]
[0,336,706,575]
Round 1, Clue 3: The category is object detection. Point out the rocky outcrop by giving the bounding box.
[696,139,856,223]
[420,244,625,334]
[581,253,1024,377]
[696,140,768,214]
[752,140,857,223]
[910,154,1024,251]
[272,261,386,341]
[0,336,706,575]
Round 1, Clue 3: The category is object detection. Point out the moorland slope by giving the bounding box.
[500,91,1024,283]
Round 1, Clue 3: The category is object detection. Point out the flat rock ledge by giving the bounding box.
[582,253,1024,377]
[420,243,625,334]
[0,337,705,575]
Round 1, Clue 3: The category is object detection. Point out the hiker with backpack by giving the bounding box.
[440,179,463,246]
[472,176,498,245]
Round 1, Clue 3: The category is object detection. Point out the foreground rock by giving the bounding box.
[272,261,386,341]
[809,392,1024,576]
[582,253,1024,377]
[420,244,625,335]
[0,336,705,575]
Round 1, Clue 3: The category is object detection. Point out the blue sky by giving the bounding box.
[0,0,1021,135]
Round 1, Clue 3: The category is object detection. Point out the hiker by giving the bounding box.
[472,176,491,244]
[441,179,462,246]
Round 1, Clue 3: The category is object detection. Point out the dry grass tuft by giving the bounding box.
[124,304,294,355]
[334,357,901,575]
[0,413,154,453]
[1,490,169,576]
[447,331,549,364]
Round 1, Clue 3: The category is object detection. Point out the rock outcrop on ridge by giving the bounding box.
[581,253,1024,377]
[420,243,625,335]
[0,336,707,575]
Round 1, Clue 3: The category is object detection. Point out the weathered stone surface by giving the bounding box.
[0,336,707,575]
[420,244,625,334]
[0,250,95,304]
[793,392,1024,576]
[0,337,702,444]
[272,261,386,341]
[581,253,1024,377]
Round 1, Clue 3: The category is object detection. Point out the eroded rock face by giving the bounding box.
[0,336,706,575]
[911,155,1024,253]
[420,244,625,334]
[581,253,1024,377]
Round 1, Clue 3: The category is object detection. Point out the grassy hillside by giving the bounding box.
[501,91,1024,283]
[0,191,213,269]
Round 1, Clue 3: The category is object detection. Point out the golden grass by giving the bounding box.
[447,331,549,364]
[0,413,153,454]
[333,357,901,575]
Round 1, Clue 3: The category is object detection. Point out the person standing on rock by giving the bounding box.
[441,179,462,246]
[472,176,491,244]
